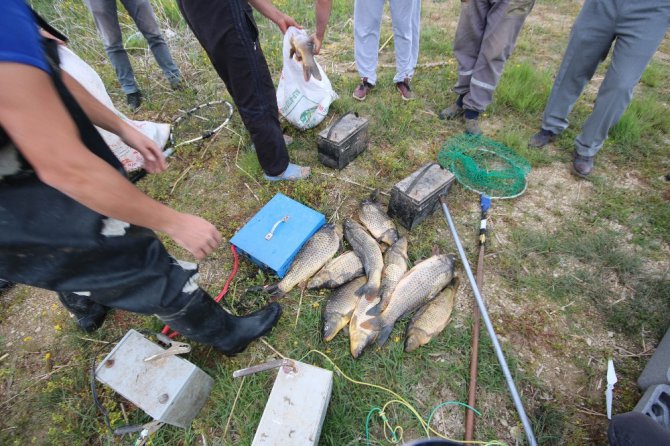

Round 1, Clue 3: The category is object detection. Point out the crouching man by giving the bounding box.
[0,0,281,355]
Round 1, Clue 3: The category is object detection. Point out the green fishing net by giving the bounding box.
[438,134,531,199]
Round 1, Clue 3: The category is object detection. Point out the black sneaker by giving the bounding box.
[126,91,143,111]
[529,128,557,148]
[572,152,595,178]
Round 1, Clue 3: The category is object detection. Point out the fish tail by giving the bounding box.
[365,302,383,317]
[375,323,394,347]
[355,283,379,299]
[359,316,381,332]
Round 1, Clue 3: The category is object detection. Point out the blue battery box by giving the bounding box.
[230,193,325,278]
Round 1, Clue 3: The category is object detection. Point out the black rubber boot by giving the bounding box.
[58,292,109,333]
[159,289,282,356]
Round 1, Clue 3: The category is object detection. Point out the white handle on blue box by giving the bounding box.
[265,216,290,240]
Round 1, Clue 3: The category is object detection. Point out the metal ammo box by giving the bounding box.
[95,330,213,429]
[317,112,369,169]
[388,163,456,230]
[230,193,326,278]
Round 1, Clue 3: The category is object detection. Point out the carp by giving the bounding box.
[349,284,382,358]
[289,33,322,82]
[271,224,341,297]
[374,236,409,314]
[322,276,366,342]
[343,218,384,298]
[363,254,456,346]
[404,277,459,352]
[358,193,398,247]
[307,251,364,290]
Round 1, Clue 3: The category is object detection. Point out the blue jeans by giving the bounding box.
[85,0,181,94]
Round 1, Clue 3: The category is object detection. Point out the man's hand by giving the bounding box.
[163,214,223,260]
[118,124,167,173]
[276,13,301,34]
[311,33,323,55]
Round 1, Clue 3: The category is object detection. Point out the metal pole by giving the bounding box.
[440,197,537,446]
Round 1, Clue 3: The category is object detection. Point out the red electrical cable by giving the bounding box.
[161,245,240,339]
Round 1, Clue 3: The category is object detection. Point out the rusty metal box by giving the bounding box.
[388,163,456,230]
[317,112,369,169]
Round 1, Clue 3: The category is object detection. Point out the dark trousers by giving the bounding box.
[608,412,670,446]
[176,0,289,176]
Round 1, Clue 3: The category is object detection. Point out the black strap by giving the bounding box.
[30,7,69,44]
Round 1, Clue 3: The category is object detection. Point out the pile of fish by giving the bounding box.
[272,194,459,358]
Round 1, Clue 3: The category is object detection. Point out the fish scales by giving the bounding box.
[359,196,398,246]
[344,219,384,298]
[323,276,366,342]
[405,277,459,352]
[372,254,455,346]
[307,251,364,289]
[276,224,342,295]
[376,237,409,313]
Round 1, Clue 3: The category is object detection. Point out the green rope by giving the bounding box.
[427,401,482,429]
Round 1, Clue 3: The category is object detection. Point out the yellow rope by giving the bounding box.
[301,349,508,446]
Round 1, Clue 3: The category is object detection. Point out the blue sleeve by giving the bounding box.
[0,0,50,73]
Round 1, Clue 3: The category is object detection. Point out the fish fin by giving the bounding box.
[432,245,441,256]
[289,47,296,59]
[375,323,394,347]
[365,302,383,317]
[359,316,381,331]
[309,63,322,81]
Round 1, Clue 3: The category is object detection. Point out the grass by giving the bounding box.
[2,0,669,445]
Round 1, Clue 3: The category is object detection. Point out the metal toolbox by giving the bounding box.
[95,330,213,429]
[230,193,326,278]
[317,112,369,169]
[388,163,456,230]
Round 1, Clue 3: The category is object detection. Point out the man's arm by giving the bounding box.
[313,0,332,54]
[248,0,300,33]
[60,71,166,173]
[0,63,221,260]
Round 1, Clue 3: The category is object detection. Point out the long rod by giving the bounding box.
[440,197,537,446]
[464,242,484,440]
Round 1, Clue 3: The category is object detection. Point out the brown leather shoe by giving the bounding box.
[353,78,374,101]
[396,78,415,101]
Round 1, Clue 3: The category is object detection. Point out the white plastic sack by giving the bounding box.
[58,46,170,172]
[277,27,338,130]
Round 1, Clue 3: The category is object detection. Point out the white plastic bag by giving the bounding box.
[277,27,338,130]
[58,46,170,172]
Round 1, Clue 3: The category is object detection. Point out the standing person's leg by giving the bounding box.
[177,0,306,179]
[120,0,182,87]
[575,0,670,160]
[389,0,417,99]
[440,0,487,120]
[408,0,422,75]
[464,0,535,115]
[529,0,617,147]
[84,0,139,95]
[353,0,385,99]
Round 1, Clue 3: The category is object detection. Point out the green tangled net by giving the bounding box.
[438,134,531,199]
